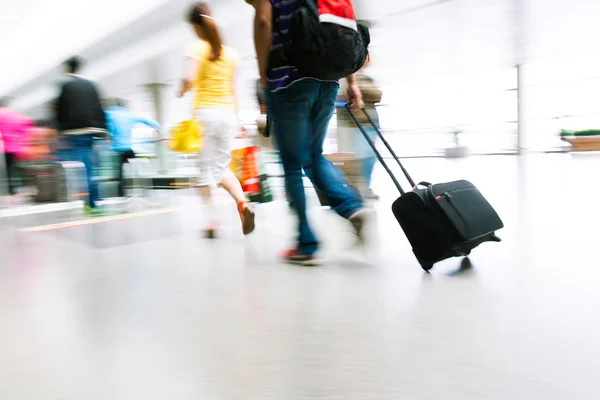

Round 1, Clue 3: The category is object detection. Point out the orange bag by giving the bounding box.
[230,146,260,194]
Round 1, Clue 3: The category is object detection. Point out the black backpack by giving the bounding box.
[269,0,370,81]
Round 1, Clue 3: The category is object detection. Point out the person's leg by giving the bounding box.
[306,82,364,219]
[197,184,217,237]
[57,137,75,162]
[4,152,16,195]
[67,146,91,208]
[195,111,219,235]
[358,109,380,195]
[269,80,319,256]
[211,110,255,235]
[117,151,127,197]
[79,145,99,209]
[308,82,370,244]
[361,125,378,194]
[118,149,136,197]
[219,173,245,204]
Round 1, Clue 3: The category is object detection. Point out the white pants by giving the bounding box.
[196,108,237,186]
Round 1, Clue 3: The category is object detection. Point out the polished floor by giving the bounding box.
[1,154,599,399]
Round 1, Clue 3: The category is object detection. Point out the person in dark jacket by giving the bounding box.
[56,56,107,213]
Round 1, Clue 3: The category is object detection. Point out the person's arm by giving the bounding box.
[179,42,204,98]
[105,112,116,141]
[253,0,272,88]
[179,57,197,98]
[139,116,163,139]
[134,114,161,131]
[345,74,365,110]
[129,112,163,141]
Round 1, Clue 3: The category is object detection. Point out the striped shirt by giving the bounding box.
[267,0,305,92]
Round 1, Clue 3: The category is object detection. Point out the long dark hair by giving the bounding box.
[187,2,223,61]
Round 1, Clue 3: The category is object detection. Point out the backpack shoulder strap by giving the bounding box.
[298,0,319,16]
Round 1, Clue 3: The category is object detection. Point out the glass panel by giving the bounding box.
[368,68,518,156]
[524,59,600,150]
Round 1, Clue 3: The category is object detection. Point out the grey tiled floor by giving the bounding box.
[0,154,599,399]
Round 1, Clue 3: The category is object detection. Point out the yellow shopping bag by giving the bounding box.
[169,119,203,153]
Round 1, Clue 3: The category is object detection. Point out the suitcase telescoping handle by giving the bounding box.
[345,104,416,195]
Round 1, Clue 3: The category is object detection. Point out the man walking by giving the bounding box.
[56,57,107,214]
[250,0,370,265]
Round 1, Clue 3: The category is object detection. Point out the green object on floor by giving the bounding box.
[84,205,105,216]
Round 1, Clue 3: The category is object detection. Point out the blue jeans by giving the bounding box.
[267,80,364,255]
[62,144,99,208]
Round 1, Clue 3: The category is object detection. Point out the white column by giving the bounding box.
[517,64,525,155]
[514,0,527,154]
[145,83,170,174]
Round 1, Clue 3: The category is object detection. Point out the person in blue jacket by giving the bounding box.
[105,98,162,197]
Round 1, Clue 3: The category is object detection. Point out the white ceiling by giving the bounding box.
[0,0,179,96]
[7,0,600,121]
[0,0,42,40]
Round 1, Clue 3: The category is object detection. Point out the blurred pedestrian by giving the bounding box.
[180,2,255,238]
[56,56,107,214]
[249,0,370,265]
[105,98,162,198]
[40,100,61,159]
[0,97,35,198]
[337,66,382,199]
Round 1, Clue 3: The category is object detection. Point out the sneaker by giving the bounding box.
[281,248,320,267]
[349,208,371,246]
[365,190,380,200]
[202,227,218,239]
[84,205,105,216]
[238,201,256,235]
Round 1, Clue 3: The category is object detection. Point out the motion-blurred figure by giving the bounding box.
[250,0,368,265]
[180,2,255,238]
[105,98,162,198]
[56,57,107,214]
[337,66,382,199]
[39,100,60,159]
[22,118,59,204]
[0,97,34,198]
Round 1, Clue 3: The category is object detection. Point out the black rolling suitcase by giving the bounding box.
[345,105,504,271]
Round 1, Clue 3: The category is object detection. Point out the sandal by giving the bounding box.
[238,201,256,235]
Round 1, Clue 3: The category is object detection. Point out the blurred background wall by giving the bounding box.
[2,0,600,156]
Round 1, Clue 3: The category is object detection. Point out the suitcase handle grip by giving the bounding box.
[345,105,417,195]
[414,181,432,189]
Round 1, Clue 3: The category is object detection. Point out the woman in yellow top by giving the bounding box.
[179,2,255,238]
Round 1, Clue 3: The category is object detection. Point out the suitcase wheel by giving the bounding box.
[419,261,434,272]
